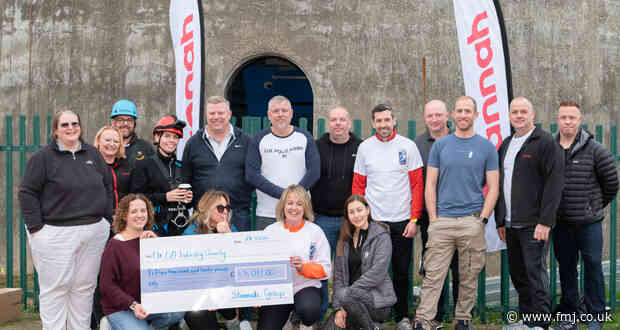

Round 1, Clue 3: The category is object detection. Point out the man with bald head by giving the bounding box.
[495,96,564,329]
[311,106,362,320]
[414,100,459,323]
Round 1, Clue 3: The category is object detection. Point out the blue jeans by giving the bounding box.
[314,214,343,321]
[106,310,184,330]
[553,221,606,318]
[231,208,252,232]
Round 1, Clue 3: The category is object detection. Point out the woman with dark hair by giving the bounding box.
[130,114,193,237]
[19,109,113,329]
[94,125,131,209]
[323,195,395,330]
[258,184,331,330]
[99,193,185,329]
[182,190,241,329]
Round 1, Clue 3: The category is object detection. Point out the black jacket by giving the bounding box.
[495,127,564,228]
[107,157,131,209]
[554,129,619,224]
[19,140,114,233]
[181,126,253,209]
[130,151,189,236]
[310,133,362,217]
[125,135,154,170]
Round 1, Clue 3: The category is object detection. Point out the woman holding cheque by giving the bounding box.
[258,184,331,329]
[99,194,185,329]
[182,190,241,329]
[323,195,396,330]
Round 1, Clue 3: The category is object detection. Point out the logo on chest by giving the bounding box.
[398,150,407,165]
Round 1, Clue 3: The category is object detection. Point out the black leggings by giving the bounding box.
[185,308,236,329]
[257,286,321,329]
[323,287,390,330]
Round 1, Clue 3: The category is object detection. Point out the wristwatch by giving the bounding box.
[482,217,489,224]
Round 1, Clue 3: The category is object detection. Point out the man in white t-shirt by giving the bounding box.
[245,95,320,230]
[352,104,424,329]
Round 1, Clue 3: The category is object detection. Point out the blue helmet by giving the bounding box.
[110,100,138,119]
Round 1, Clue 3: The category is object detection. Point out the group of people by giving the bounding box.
[17,94,618,330]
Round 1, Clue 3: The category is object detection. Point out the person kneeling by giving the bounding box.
[182,190,241,329]
[257,185,331,329]
[323,195,396,330]
[99,194,185,329]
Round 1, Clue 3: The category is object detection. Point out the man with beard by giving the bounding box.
[110,99,154,169]
[413,96,499,330]
[352,103,424,330]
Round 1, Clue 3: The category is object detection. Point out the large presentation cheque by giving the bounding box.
[140,231,294,313]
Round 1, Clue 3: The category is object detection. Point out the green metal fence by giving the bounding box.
[2,115,619,323]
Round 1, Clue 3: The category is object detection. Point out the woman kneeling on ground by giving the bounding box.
[182,190,241,329]
[99,194,185,329]
[323,195,396,330]
[258,184,331,330]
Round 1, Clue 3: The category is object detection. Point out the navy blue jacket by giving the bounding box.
[181,126,253,210]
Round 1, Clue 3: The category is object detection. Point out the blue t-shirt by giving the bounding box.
[428,134,499,217]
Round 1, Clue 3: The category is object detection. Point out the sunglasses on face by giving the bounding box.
[60,122,80,128]
[216,204,231,213]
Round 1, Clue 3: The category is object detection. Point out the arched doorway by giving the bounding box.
[225,55,313,132]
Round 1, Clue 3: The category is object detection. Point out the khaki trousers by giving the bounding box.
[415,215,486,321]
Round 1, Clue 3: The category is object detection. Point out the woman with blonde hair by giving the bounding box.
[182,190,240,329]
[258,184,331,330]
[99,194,184,329]
[323,194,395,330]
[94,125,131,209]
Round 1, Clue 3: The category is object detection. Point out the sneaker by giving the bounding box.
[224,318,241,330]
[553,321,578,330]
[239,320,253,330]
[412,319,443,330]
[99,316,111,330]
[455,319,476,330]
[298,324,313,330]
[396,317,413,330]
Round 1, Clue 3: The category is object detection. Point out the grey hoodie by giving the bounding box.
[332,221,397,310]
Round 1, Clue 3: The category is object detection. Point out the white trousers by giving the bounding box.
[28,219,110,330]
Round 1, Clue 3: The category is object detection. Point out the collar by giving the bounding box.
[57,141,82,152]
[203,124,235,142]
[375,128,397,142]
[283,220,305,232]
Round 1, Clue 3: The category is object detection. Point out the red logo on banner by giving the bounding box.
[181,14,195,136]
[467,11,502,149]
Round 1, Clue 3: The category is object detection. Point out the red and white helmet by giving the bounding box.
[153,115,186,138]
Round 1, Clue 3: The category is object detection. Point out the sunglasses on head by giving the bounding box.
[60,122,80,128]
[216,204,231,213]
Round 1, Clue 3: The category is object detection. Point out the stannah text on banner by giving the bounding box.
[140,231,294,313]
[170,0,202,157]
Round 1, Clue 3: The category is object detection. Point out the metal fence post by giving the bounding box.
[4,116,14,288]
[610,125,617,312]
